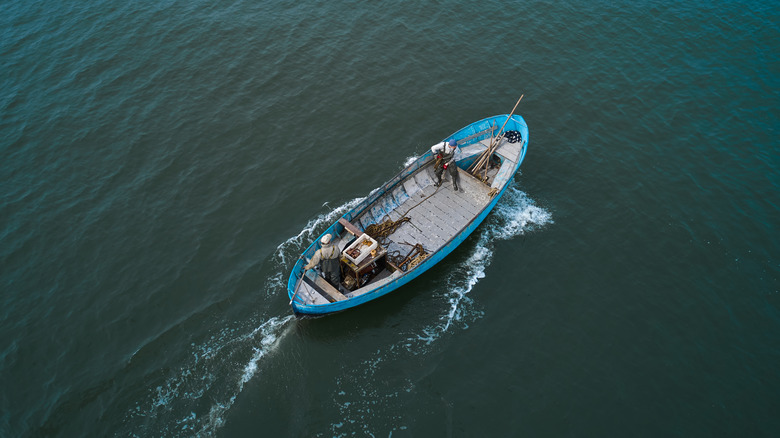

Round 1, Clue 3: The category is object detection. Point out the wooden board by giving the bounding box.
[303,272,347,302]
[374,165,491,259]
[339,218,362,236]
[478,138,522,164]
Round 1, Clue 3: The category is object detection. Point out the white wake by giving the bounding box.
[125,181,550,438]
[330,183,552,435]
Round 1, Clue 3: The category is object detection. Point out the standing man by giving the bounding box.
[304,234,341,288]
[431,139,462,191]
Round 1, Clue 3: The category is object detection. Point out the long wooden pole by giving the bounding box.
[468,122,495,172]
[479,95,524,179]
[470,135,502,180]
[469,95,524,176]
[478,134,503,176]
[469,122,502,173]
[495,95,523,139]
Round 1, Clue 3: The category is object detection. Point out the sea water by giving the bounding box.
[1,0,778,436]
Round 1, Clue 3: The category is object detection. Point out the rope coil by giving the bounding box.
[388,243,428,272]
[365,216,410,247]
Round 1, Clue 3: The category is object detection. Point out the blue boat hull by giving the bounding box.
[287,114,528,315]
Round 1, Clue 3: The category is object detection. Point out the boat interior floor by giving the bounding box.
[296,132,525,307]
[356,164,493,266]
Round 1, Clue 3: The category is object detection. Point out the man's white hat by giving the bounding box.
[320,234,332,245]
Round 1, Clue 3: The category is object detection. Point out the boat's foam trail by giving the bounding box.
[330,185,552,435]
[125,196,367,437]
[125,185,550,437]
[193,315,294,436]
[422,184,552,342]
[127,315,294,436]
[263,196,365,294]
[274,196,364,266]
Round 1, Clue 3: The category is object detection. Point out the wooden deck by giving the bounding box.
[355,164,492,260]
[295,269,342,306]
[305,273,347,301]
[351,134,524,261]
[296,135,525,306]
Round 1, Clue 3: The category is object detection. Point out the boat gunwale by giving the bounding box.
[288,114,528,314]
[290,154,523,315]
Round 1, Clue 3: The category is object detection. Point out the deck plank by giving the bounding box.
[398,216,439,247]
[303,272,347,302]
[409,204,449,244]
[431,191,473,220]
[338,218,362,236]
[362,158,497,263]
[480,137,522,164]
[429,202,469,233]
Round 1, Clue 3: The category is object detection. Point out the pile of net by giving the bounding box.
[364,216,410,247]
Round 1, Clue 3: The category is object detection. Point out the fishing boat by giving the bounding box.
[287,105,528,316]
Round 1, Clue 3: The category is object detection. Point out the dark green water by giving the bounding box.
[1,0,778,436]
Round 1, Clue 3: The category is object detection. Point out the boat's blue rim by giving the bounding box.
[288,114,528,314]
